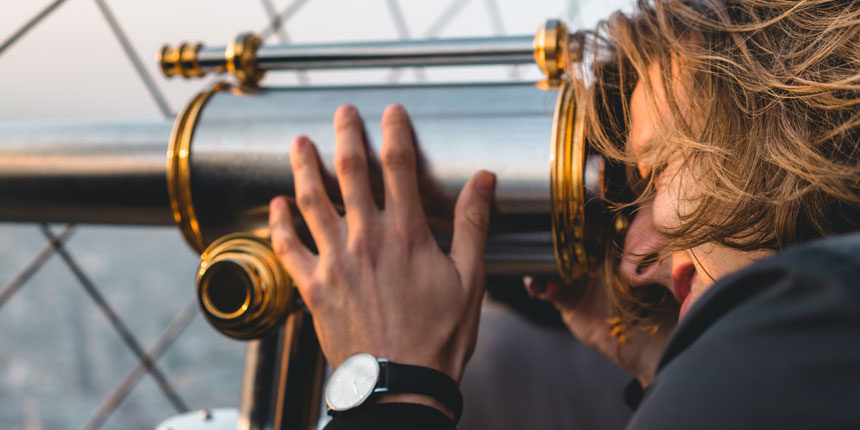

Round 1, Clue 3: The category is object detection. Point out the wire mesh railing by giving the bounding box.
[0,0,306,427]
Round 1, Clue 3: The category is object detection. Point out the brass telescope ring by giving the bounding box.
[166,82,228,254]
[550,79,591,284]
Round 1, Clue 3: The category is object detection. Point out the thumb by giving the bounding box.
[450,170,495,290]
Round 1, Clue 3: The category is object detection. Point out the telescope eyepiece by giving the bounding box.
[199,258,254,319]
[197,233,293,340]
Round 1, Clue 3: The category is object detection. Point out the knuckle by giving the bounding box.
[464,208,490,232]
[348,235,379,264]
[381,146,413,170]
[271,231,292,256]
[334,152,366,177]
[300,280,327,308]
[321,261,346,286]
[297,190,322,211]
[348,228,370,249]
[391,221,421,250]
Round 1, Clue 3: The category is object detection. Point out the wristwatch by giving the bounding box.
[325,353,463,423]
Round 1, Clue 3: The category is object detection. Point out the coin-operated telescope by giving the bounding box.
[0,20,631,430]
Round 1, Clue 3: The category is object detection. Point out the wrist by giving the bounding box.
[375,393,456,422]
[631,327,671,387]
[325,353,464,423]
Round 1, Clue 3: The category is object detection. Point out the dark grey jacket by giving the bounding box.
[327,232,860,430]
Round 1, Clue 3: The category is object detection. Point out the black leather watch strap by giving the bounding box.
[378,361,463,423]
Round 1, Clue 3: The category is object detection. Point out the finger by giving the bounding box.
[291,135,341,253]
[450,170,495,292]
[380,104,424,220]
[333,105,376,224]
[269,196,317,286]
[523,275,580,307]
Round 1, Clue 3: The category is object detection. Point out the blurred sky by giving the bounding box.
[0,0,632,122]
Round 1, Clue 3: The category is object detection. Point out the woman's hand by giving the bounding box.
[525,275,671,386]
[525,206,676,386]
[269,104,495,386]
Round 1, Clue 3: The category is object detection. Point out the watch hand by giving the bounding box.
[351,380,358,395]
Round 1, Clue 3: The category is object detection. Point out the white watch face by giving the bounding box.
[325,353,380,411]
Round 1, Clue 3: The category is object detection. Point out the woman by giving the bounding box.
[269,0,860,428]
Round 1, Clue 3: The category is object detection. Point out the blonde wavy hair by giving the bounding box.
[582,0,860,327]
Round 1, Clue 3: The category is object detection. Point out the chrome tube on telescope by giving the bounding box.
[159,18,573,87]
[170,35,537,83]
[254,35,535,70]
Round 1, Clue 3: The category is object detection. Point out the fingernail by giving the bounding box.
[474,171,496,195]
[522,276,534,293]
[338,104,357,116]
[294,135,309,149]
[385,103,405,116]
[271,197,285,210]
[522,275,546,298]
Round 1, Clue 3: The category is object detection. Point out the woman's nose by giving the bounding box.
[618,206,671,288]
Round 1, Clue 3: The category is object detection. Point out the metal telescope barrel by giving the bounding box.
[0,82,561,274]
[190,81,567,274]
